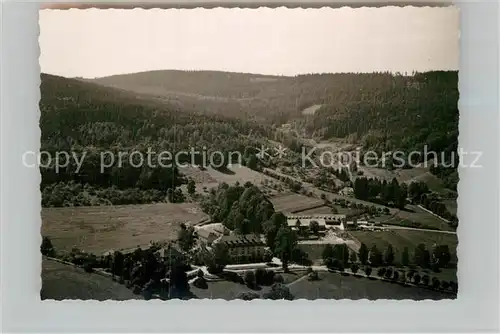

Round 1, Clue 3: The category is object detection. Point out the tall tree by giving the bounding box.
[384,244,395,266]
[187,179,196,196]
[274,226,298,272]
[401,246,410,266]
[369,245,383,267]
[358,243,369,265]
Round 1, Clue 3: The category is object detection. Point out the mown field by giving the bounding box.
[349,229,458,264]
[270,193,325,214]
[42,203,208,254]
[41,258,141,300]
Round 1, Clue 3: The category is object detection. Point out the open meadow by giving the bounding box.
[42,203,208,254]
[288,271,454,300]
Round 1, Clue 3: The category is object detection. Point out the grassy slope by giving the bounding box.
[41,258,141,300]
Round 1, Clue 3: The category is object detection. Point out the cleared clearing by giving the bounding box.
[42,203,208,254]
[181,164,278,193]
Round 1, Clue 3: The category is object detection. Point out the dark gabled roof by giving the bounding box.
[218,234,265,247]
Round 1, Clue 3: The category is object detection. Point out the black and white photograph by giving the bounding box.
[37,6,460,301]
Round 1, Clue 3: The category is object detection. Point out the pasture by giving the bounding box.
[41,258,141,300]
[42,203,208,254]
[349,229,458,264]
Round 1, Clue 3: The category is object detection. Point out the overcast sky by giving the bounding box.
[39,6,459,78]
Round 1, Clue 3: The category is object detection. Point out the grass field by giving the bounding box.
[297,206,336,215]
[41,258,141,300]
[42,203,208,254]
[270,193,325,214]
[349,229,458,263]
[288,271,453,300]
[393,204,453,231]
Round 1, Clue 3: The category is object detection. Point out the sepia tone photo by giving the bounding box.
[38,6,460,301]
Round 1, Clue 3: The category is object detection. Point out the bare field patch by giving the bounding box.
[42,203,208,254]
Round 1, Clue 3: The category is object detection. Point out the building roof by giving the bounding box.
[195,228,219,240]
[287,218,326,227]
[216,234,265,248]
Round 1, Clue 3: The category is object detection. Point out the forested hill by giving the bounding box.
[39,73,270,206]
[40,73,269,153]
[91,70,459,154]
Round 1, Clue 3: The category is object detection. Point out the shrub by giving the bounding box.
[364,266,372,277]
[40,236,56,257]
[237,292,260,300]
[274,274,284,283]
[307,271,319,281]
[392,271,399,281]
[244,270,256,288]
[220,271,244,284]
[350,263,359,274]
[431,277,441,290]
[422,275,430,286]
[192,276,208,289]
[263,283,294,300]
[449,281,458,293]
[83,262,94,273]
[413,274,421,284]
[377,268,386,277]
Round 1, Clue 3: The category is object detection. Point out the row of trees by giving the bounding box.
[321,241,452,270]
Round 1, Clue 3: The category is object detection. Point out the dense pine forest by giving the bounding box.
[40,70,458,206]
